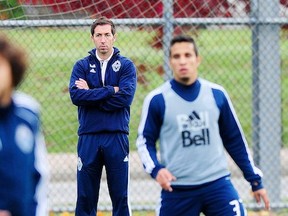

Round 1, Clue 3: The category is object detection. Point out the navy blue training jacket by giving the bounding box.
[69,47,137,135]
[0,92,49,216]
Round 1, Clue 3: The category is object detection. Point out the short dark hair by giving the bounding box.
[0,34,27,88]
[90,16,116,36]
[170,35,199,57]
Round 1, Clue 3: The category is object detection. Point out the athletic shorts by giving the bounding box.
[157,176,247,216]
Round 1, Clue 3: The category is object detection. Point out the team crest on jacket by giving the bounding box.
[15,124,34,153]
[112,60,121,72]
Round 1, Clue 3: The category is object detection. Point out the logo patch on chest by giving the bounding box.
[112,60,121,72]
[15,124,34,153]
[89,64,96,73]
[177,111,210,147]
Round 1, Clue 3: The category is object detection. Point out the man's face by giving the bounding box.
[0,54,13,106]
[169,42,201,85]
[91,24,115,59]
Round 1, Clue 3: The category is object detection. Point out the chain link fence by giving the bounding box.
[1,0,288,213]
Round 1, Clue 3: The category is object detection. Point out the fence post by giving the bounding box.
[162,0,174,80]
[251,0,281,206]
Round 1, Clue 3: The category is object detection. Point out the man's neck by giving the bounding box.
[96,49,114,61]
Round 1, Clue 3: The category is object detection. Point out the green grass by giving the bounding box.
[1,27,287,152]
[49,209,288,216]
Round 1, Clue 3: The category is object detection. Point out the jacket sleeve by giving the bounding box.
[69,59,115,106]
[34,129,50,216]
[98,60,137,111]
[136,93,165,179]
[214,88,264,191]
[23,96,49,216]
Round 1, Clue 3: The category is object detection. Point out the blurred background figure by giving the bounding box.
[0,33,49,216]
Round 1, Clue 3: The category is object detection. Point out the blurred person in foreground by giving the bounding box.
[69,16,137,216]
[0,34,49,216]
[136,35,270,216]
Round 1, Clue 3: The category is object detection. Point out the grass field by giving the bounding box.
[1,27,287,153]
[49,210,288,216]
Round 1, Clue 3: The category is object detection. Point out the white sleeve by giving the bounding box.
[34,131,50,216]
